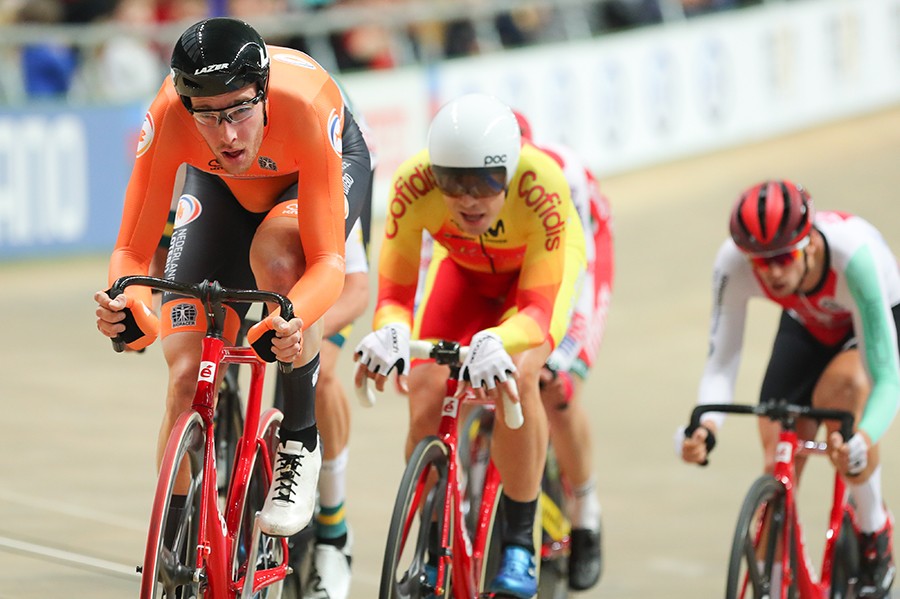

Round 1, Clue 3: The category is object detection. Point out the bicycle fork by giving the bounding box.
[774,433,851,598]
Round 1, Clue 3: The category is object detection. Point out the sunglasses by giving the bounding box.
[189,90,264,127]
[747,237,810,270]
[432,166,506,198]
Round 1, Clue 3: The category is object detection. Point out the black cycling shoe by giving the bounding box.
[568,526,602,591]
[858,518,896,599]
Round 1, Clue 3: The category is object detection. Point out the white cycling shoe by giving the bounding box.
[303,528,353,599]
[258,439,321,537]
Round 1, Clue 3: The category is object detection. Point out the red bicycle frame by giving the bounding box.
[367,339,524,599]
[187,337,290,596]
[427,375,504,598]
[688,401,856,599]
[769,430,849,598]
[112,276,293,598]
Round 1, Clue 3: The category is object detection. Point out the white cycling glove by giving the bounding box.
[461,331,516,390]
[846,432,868,476]
[355,323,410,378]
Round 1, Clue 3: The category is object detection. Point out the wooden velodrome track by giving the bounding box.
[2,105,900,598]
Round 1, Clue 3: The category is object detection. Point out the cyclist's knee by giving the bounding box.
[541,394,569,426]
[250,219,305,293]
[165,365,199,414]
[814,360,869,411]
[408,401,438,442]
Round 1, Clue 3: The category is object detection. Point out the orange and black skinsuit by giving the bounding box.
[375,143,586,353]
[109,46,371,346]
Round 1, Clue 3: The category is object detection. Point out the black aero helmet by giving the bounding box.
[170,17,270,110]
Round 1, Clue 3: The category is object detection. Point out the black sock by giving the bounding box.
[280,424,318,451]
[500,494,537,554]
[279,353,319,432]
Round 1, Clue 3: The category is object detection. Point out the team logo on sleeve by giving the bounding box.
[328,109,343,156]
[174,195,202,228]
[136,112,154,158]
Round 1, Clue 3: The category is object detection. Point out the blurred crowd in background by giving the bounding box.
[0,0,768,104]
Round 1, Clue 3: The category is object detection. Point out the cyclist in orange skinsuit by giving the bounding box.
[93,17,371,539]
[355,93,586,598]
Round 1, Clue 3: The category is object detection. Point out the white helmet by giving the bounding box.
[428,93,521,185]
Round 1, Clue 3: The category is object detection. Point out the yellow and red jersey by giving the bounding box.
[374,143,585,354]
[109,46,347,328]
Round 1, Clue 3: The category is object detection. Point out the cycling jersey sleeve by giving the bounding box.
[108,84,189,308]
[845,245,900,443]
[696,242,760,429]
[278,79,347,328]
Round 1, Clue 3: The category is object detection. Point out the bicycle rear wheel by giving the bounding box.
[726,474,796,599]
[537,446,571,599]
[232,407,286,598]
[140,412,206,599]
[215,364,244,505]
[380,436,453,599]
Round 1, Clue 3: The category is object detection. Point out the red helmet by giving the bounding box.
[729,180,814,255]
[511,110,533,142]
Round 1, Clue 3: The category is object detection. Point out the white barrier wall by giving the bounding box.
[1,0,897,258]
[342,0,900,215]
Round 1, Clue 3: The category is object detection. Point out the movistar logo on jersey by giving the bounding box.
[486,220,506,237]
[194,63,229,75]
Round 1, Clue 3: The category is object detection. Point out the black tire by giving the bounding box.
[380,436,452,599]
[214,364,244,504]
[830,509,859,599]
[140,412,205,598]
[726,475,796,599]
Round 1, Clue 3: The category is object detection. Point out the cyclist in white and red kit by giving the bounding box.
[680,180,900,599]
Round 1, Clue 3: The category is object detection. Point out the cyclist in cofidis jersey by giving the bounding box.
[513,111,613,592]
[679,180,900,599]
[93,18,371,540]
[354,93,586,599]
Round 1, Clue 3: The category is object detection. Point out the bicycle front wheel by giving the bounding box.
[726,475,795,599]
[380,436,453,599]
[830,509,859,599]
[140,411,206,599]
